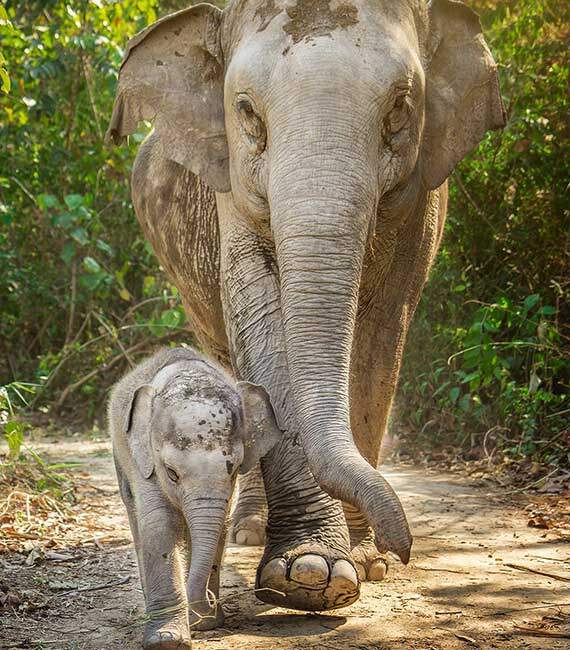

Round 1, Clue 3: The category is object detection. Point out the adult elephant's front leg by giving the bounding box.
[231,464,267,546]
[218,197,359,611]
[348,188,446,580]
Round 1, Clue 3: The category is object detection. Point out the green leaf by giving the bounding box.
[38,193,59,210]
[79,272,105,291]
[71,227,89,246]
[449,387,460,403]
[147,320,165,337]
[64,194,84,210]
[523,294,540,311]
[4,420,24,459]
[143,275,156,296]
[160,308,182,329]
[459,394,472,412]
[0,67,10,93]
[96,239,114,256]
[54,212,76,228]
[83,256,101,274]
[538,305,557,316]
[60,241,75,265]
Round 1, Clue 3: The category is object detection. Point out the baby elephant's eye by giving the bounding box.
[165,466,179,483]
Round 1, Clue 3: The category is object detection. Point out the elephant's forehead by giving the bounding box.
[255,0,359,43]
[162,399,234,451]
[226,0,420,45]
[225,0,421,99]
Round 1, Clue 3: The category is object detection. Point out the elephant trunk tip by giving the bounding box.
[376,525,412,565]
[314,445,413,565]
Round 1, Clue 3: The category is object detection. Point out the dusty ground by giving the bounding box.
[1,435,569,649]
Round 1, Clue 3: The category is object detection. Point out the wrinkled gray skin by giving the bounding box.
[109,347,281,649]
[107,0,505,614]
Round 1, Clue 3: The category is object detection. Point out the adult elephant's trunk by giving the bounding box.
[184,497,227,623]
[269,131,412,563]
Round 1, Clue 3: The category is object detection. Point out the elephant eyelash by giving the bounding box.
[235,95,267,155]
[384,94,412,137]
[165,466,179,483]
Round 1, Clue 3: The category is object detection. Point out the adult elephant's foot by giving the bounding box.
[143,611,191,650]
[254,500,360,611]
[256,549,359,611]
[230,466,267,546]
[351,530,389,582]
[344,504,388,582]
[230,512,266,546]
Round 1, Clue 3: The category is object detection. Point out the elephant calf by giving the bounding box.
[108,347,281,649]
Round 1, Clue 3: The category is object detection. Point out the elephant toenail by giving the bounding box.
[368,558,388,581]
[290,554,329,587]
[259,557,287,586]
[236,529,262,546]
[330,559,359,587]
[354,561,366,581]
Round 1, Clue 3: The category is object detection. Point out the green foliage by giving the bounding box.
[0,1,191,415]
[398,0,569,467]
[0,3,16,93]
[1,381,37,458]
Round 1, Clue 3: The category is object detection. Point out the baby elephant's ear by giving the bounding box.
[236,382,283,475]
[124,385,156,479]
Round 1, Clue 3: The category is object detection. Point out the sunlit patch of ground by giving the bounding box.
[1,435,569,649]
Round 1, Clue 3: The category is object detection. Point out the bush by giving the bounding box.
[398,0,569,468]
[0,1,190,418]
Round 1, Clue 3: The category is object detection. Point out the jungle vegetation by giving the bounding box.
[1,1,568,470]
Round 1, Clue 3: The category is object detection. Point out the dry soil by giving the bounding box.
[1,436,569,649]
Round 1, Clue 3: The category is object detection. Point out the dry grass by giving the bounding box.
[0,451,128,554]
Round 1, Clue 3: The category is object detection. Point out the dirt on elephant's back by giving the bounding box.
[0,435,569,650]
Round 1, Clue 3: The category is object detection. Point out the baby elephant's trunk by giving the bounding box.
[184,497,228,626]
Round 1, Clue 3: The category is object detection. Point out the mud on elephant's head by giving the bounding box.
[107,0,505,564]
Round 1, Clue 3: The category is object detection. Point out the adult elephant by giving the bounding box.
[107,0,505,613]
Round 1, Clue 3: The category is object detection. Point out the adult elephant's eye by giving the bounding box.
[236,94,267,155]
[383,93,412,140]
[165,466,179,483]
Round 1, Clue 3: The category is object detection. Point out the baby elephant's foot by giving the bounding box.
[188,602,225,631]
[351,530,389,582]
[231,513,266,546]
[256,545,360,611]
[143,612,191,650]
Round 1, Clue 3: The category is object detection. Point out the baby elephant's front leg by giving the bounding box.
[133,484,191,650]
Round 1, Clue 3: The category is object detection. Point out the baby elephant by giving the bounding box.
[109,347,281,649]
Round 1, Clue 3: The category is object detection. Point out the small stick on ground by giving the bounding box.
[505,563,570,583]
[481,602,570,617]
[55,576,130,598]
[415,565,469,574]
[514,625,570,639]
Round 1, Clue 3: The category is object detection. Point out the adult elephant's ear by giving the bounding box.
[421,0,506,190]
[105,4,230,193]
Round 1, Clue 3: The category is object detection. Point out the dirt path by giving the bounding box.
[1,436,569,649]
